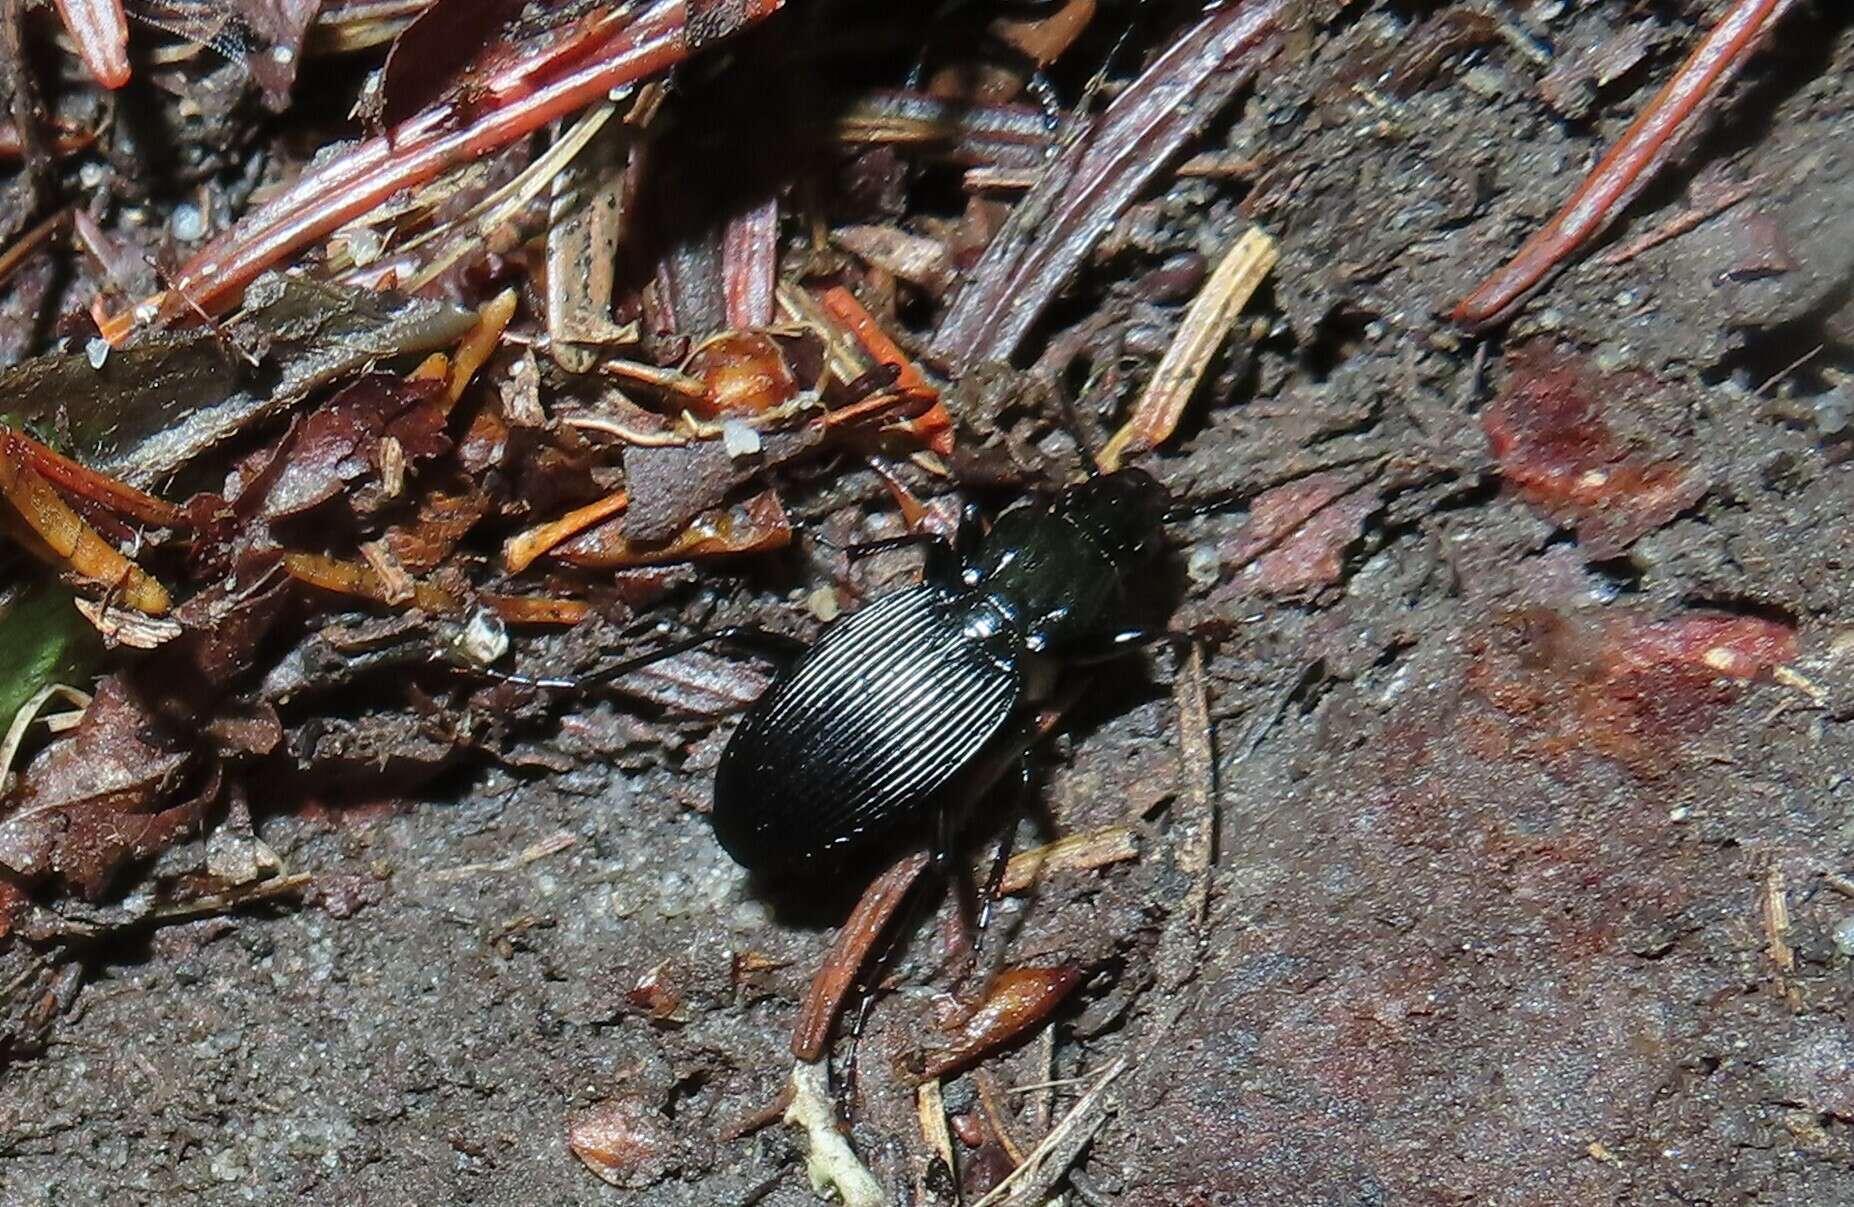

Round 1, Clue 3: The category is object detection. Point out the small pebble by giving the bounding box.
[1814,389,1850,436]
[805,585,840,623]
[721,418,761,458]
[342,225,384,267]
[1186,546,1222,590]
[455,607,509,667]
[171,203,206,241]
[1461,67,1506,98]
[1832,914,1854,957]
[85,338,110,369]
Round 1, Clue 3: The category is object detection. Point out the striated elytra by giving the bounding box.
[712,468,1171,876]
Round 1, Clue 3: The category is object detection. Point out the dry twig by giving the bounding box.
[1098,227,1276,471]
[1451,0,1800,327]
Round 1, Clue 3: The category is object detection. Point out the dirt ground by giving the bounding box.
[4,1,1854,1204]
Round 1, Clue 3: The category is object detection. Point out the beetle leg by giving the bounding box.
[818,530,953,560]
[1022,69,1063,132]
[1051,625,1181,666]
[974,794,1022,935]
[949,498,986,558]
[944,762,1029,992]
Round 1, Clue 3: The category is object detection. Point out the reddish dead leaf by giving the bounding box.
[234,0,330,107]
[590,646,772,717]
[251,374,448,524]
[0,876,28,939]
[622,425,822,543]
[381,486,492,574]
[568,1095,680,1189]
[1224,472,1377,597]
[1483,346,1707,557]
[912,966,1082,1082]
[0,678,201,898]
[626,960,686,1022]
[375,0,526,131]
[162,572,296,698]
[990,0,1094,68]
[1601,612,1796,682]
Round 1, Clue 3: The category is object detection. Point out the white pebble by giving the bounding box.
[1186,546,1222,590]
[455,607,509,666]
[806,585,840,623]
[85,338,110,369]
[171,203,206,241]
[721,418,761,458]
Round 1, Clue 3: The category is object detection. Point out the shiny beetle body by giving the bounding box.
[712,468,1170,876]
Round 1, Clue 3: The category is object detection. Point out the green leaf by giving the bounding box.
[0,583,100,736]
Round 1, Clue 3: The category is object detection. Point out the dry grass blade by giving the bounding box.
[996,825,1138,897]
[915,1078,957,1198]
[1098,226,1277,471]
[970,1054,1128,1207]
[1764,865,1794,973]
[405,102,619,293]
[0,684,92,789]
[146,872,314,922]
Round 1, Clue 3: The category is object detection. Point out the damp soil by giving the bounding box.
[4,2,1854,1204]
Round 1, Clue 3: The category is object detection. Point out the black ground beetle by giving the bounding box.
[712,467,1173,877]
[490,467,1179,881]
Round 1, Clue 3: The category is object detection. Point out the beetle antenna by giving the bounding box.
[460,624,809,694]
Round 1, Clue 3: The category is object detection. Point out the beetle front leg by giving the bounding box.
[1048,625,1187,666]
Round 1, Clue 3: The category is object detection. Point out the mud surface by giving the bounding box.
[4,2,1854,1204]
